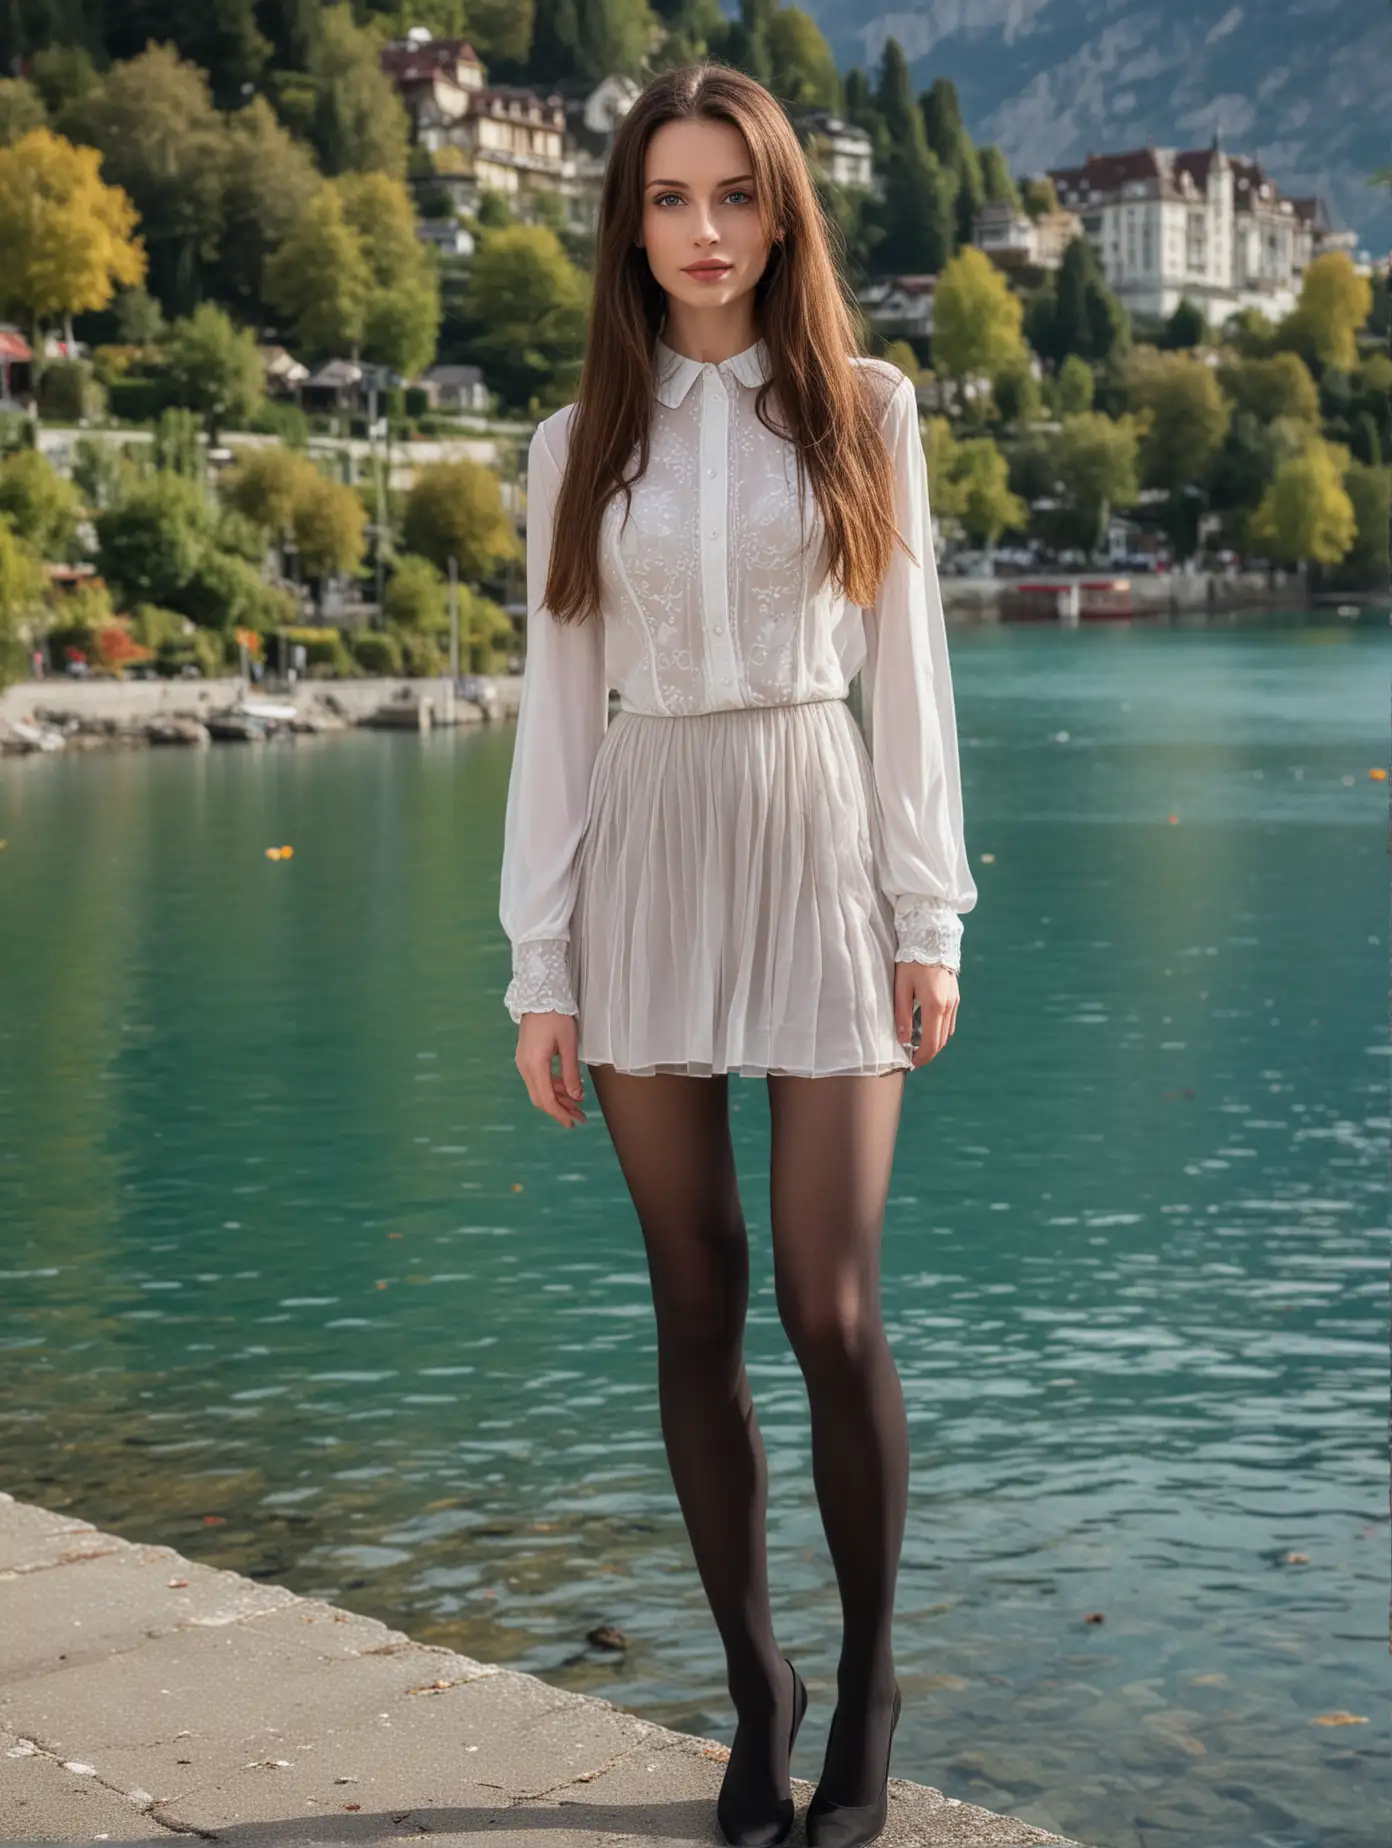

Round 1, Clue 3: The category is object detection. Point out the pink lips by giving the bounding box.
[684,263,731,278]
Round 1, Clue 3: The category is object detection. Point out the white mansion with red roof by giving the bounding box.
[1047,137,1356,324]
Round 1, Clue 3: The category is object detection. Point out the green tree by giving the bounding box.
[1124,346,1230,492]
[96,473,216,609]
[464,0,536,63]
[103,0,271,107]
[291,470,367,579]
[309,5,410,179]
[384,552,446,629]
[29,43,96,114]
[339,170,442,372]
[165,303,264,435]
[1221,306,1276,358]
[152,406,205,478]
[1027,236,1129,367]
[224,445,321,536]
[463,223,590,411]
[0,128,146,361]
[530,0,660,82]
[952,437,1026,546]
[1249,438,1356,566]
[0,514,45,685]
[270,172,440,371]
[1218,352,1320,425]
[1322,462,1390,589]
[0,79,46,146]
[1048,411,1141,554]
[114,286,167,346]
[0,449,82,558]
[1277,251,1374,374]
[1057,353,1095,414]
[992,363,1042,426]
[765,7,839,109]
[403,458,518,580]
[67,44,226,316]
[932,246,1028,390]
[921,77,982,250]
[266,184,374,355]
[873,39,954,274]
[1020,175,1058,220]
[921,413,965,525]
[216,96,322,323]
[1160,296,1207,350]
[978,145,1018,209]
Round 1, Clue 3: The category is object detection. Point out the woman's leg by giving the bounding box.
[766,1069,909,1807]
[587,1063,797,1806]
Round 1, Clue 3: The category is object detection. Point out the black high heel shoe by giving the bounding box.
[804,1682,902,1848]
[716,1655,809,1848]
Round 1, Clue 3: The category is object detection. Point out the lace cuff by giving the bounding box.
[504,937,578,1022]
[892,895,963,974]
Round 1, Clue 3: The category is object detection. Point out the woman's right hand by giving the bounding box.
[515,1012,588,1128]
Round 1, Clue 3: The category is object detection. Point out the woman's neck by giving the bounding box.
[660,301,760,365]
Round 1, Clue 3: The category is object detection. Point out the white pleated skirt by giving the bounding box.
[570,695,912,1079]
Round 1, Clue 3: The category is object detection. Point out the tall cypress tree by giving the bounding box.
[921,76,983,252]
[873,40,954,275]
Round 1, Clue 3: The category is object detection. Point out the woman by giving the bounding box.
[498,61,977,1848]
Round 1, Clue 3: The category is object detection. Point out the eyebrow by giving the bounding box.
[645,174,755,189]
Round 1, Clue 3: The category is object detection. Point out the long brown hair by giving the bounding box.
[541,60,905,626]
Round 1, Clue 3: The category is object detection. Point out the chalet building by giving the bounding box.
[973,202,1082,276]
[792,111,875,191]
[858,274,937,339]
[381,31,567,214]
[1046,137,1348,324]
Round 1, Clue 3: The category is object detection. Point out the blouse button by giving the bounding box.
[707,467,717,477]
[713,624,724,634]
[708,527,718,539]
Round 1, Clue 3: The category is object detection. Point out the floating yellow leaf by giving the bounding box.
[1312,1711,1368,1726]
[1370,768,1387,781]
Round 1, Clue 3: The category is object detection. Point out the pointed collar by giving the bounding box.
[653,334,772,408]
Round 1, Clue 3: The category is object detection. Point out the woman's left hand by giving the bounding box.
[895,962,959,1069]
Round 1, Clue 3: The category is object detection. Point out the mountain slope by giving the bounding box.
[809,1,1390,254]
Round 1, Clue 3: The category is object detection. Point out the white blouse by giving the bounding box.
[499,334,977,1023]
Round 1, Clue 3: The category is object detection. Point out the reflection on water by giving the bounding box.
[1,613,1387,1848]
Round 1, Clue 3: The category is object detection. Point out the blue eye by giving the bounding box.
[651,190,756,208]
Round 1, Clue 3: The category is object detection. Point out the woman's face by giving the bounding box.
[639,116,774,322]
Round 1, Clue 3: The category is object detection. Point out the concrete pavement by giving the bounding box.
[0,1492,1089,1846]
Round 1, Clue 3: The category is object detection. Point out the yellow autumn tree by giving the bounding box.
[1277,251,1373,374]
[0,128,145,352]
[1249,437,1356,568]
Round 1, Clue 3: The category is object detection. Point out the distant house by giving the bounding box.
[298,360,401,414]
[858,274,937,339]
[300,359,363,413]
[556,73,639,228]
[793,111,875,191]
[973,201,1081,275]
[381,28,568,215]
[417,220,475,258]
[1047,136,1349,322]
[0,328,33,407]
[1290,195,1360,264]
[260,345,309,396]
[417,364,489,413]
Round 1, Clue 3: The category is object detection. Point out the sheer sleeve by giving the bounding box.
[860,371,977,975]
[498,413,609,1022]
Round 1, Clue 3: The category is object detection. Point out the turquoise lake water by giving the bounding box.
[0,611,1387,1848]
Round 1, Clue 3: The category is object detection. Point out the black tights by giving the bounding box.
[587,1063,909,1809]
